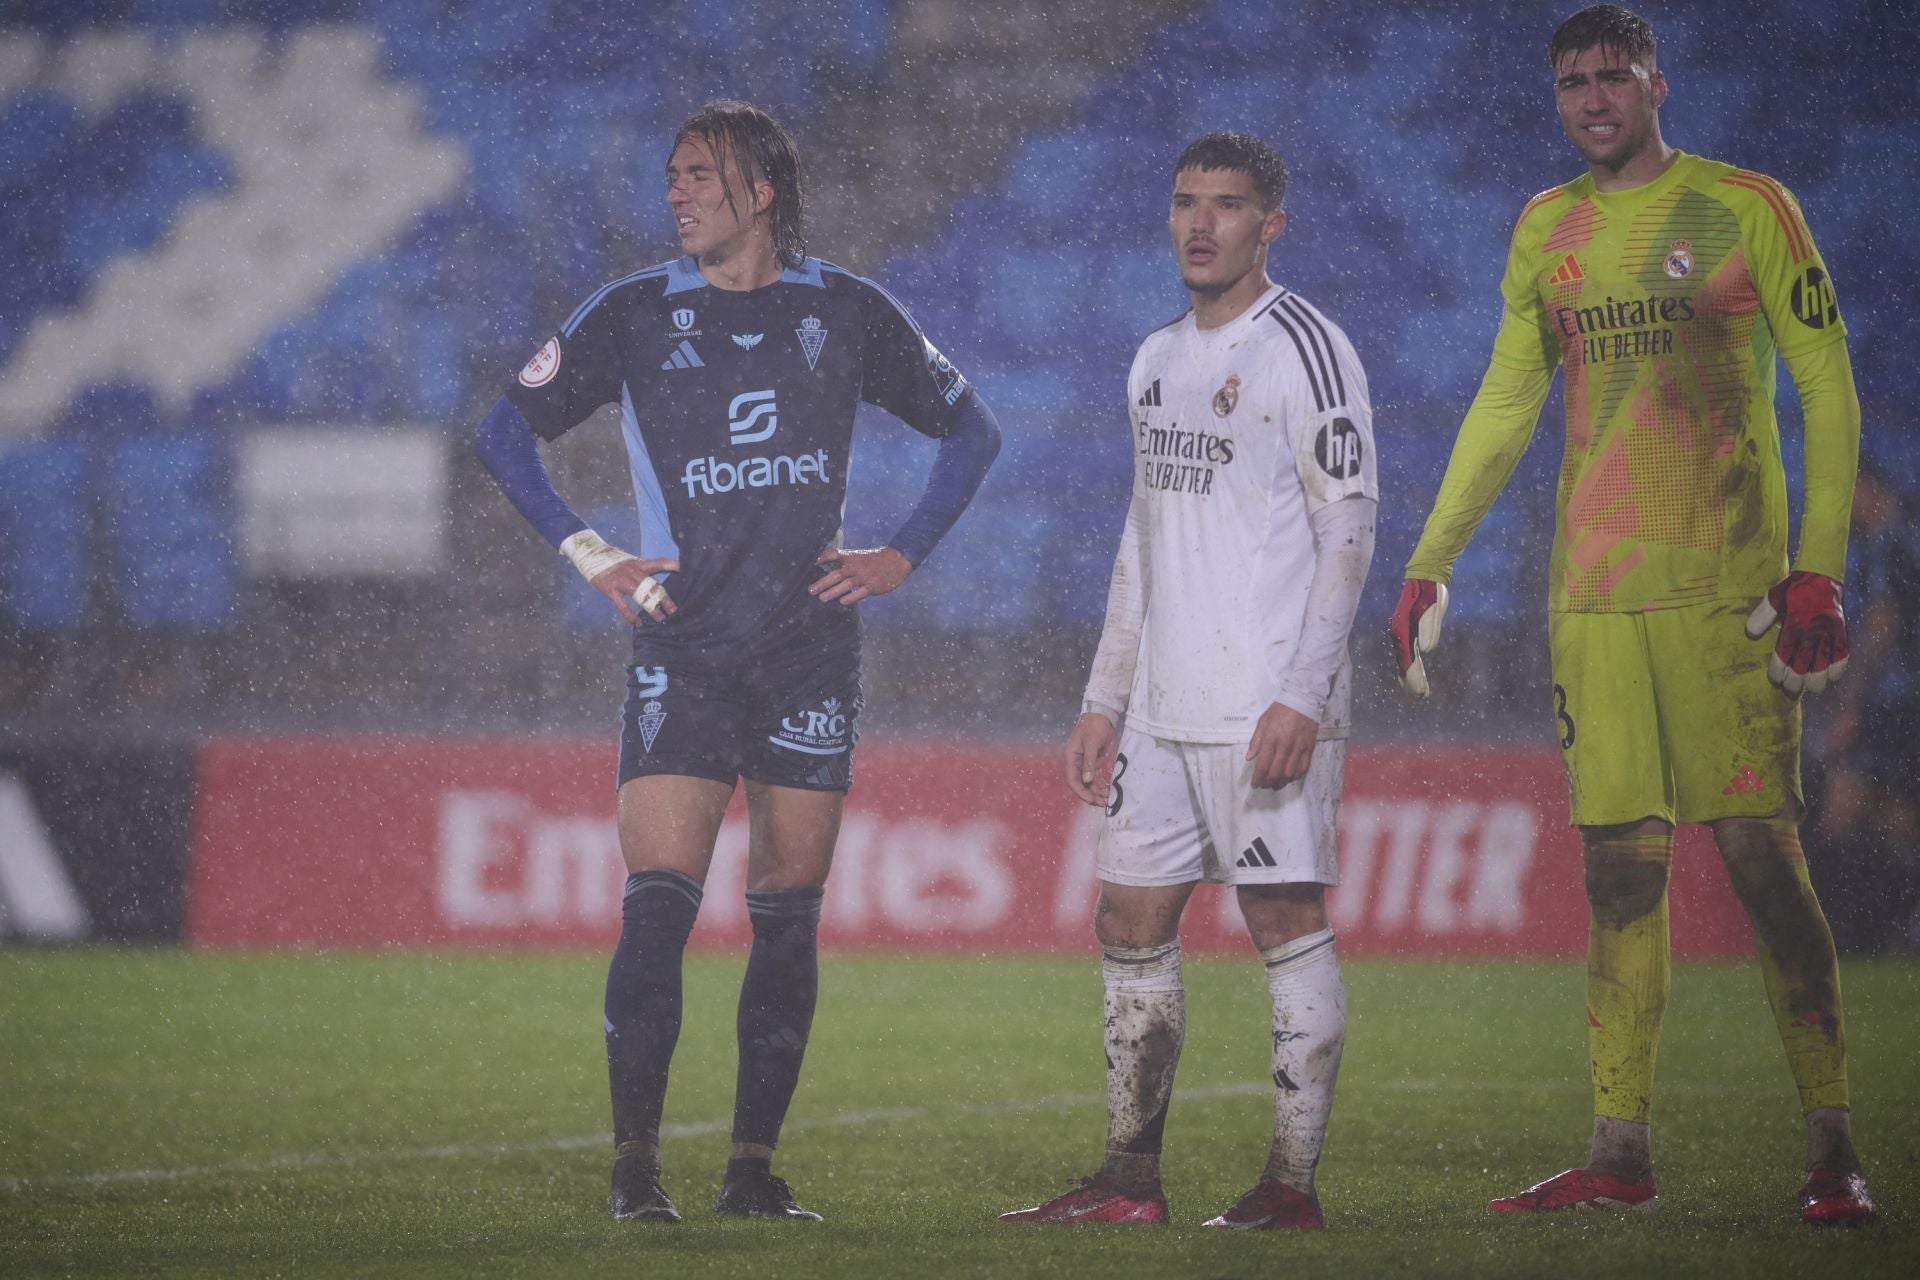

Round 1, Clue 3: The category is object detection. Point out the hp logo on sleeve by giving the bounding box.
[1315,417,1363,479]
[1790,266,1838,330]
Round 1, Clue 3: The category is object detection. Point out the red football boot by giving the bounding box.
[1202,1176,1325,1230]
[999,1176,1169,1224]
[1489,1168,1657,1213]
[1799,1168,1876,1226]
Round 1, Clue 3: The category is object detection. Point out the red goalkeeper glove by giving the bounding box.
[1390,579,1449,698]
[1743,570,1849,696]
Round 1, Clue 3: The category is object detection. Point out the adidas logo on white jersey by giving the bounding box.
[1137,378,1161,407]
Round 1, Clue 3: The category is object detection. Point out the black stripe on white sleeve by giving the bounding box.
[1266,294,1351,412]
[1266,303,1326,413]
[1280,295,1348,408]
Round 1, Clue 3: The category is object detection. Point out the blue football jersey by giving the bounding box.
[506,255,971,651]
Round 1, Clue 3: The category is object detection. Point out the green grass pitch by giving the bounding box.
[3,948,1917,1278]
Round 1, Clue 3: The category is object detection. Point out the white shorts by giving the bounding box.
[1096,725,1344,888]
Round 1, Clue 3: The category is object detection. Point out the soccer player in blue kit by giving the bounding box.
[473,101,1001,1223]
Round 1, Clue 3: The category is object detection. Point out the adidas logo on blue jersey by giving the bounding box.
[661,340,703,370]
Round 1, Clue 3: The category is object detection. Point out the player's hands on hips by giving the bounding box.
[1745,570,1850,696]
[1391,578,1449,697]
[1248,701,1318,790]
[1065,711,1118,806]
[592,557,681,627]
[810,545,911,604]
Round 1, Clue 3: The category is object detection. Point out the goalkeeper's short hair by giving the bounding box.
[1549,4,1658,73]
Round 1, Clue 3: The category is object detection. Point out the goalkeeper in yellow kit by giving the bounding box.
[1392,5,1874,1225]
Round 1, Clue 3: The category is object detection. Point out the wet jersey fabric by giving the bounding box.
[1092,284,1376,743]
[1408,152,1853,613]
[505,255,971,652]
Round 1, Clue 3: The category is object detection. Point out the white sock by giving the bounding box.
[1261,928,1345,1193]
[1099,941,1185,1191]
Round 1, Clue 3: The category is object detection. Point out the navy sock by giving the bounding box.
[726,1155,772,1182]
[732,886,825,1149]
[605,869,703,1160]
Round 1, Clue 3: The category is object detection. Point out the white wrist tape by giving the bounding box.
[559,529,638,584]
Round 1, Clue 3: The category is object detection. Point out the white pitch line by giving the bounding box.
[1,1077,1747,1195]
[0,1085,1253,1193]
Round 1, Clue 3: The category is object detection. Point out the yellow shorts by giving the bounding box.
[1548,600,1801,828]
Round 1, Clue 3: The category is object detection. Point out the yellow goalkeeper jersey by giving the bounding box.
[1409,151,1853,613]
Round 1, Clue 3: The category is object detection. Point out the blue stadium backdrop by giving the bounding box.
[0,0,1914,948]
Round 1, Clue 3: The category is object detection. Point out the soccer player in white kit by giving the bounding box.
[1000,133,1377,1231]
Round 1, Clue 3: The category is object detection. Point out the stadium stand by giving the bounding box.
[0,0,1911,735]
[104,434,235,630]
[0,438,92,631]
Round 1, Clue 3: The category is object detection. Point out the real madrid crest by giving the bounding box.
[1212,373,1241,418]
[1663,239,1694,280]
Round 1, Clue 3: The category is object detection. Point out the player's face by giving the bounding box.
[1553,43,1666,175]
[665,135,768,264]
[1169,168,1286,299]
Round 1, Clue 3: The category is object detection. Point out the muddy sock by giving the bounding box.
[1097,941,1184,1195]
[1259,929,1344,1194]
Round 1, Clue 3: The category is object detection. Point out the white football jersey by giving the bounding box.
[1086,282,1377,743]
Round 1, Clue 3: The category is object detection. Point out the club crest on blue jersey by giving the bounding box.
[796,315,828,370]
[771,696,850,756]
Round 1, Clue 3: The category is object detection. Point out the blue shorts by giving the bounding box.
[616,626,862,792]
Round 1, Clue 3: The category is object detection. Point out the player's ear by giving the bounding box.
[1262,208,1288,245]
[1649,67,1668,110]
[754,179,776,216]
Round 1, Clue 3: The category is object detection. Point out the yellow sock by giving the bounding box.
[1585,831,1672,1124]
[1749,833,1850,1114]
